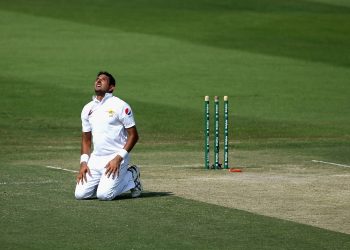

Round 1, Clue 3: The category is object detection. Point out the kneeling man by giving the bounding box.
[75,71,142,200]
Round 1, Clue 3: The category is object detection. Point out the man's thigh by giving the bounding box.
[75,168,101,199]
[75,153,115,199]
[96,159,133,200]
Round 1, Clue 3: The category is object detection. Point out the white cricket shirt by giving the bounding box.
[81,93,136,156]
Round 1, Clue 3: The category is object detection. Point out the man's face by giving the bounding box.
[94,74,114,94]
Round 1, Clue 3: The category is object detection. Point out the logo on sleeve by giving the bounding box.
[125,107,132,116]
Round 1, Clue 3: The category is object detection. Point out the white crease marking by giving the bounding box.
[45,166,78,173]
[312,160,350,168]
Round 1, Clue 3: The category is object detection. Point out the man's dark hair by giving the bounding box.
[97,71,116,86]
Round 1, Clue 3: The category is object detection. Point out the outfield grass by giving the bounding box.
[0,0,349,248]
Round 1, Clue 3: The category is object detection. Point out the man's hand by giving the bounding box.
[105,155,123,179]
[76,162,91,184]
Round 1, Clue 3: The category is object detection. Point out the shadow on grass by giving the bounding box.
[115,191,174,200]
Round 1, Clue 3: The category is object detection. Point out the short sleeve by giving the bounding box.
[81,107,92,132]
[119,104,136,128]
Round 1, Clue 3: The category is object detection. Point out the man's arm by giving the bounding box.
[81,132,92,155]
[123,126,139,152]
[76,132,92,184]
[105,126,139,178]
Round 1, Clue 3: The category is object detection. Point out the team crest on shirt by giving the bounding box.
[107,109,115,117]
[125,108,132,116]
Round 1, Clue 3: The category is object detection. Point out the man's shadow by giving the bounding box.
[116,191,174,200]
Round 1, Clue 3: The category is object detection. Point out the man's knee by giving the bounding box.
[74,189,88,200]
[75,186,94,200]
[96,189,114,201]
[75,190,87,200]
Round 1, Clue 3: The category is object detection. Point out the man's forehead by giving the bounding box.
[97,74,109,80]
[98,74,108,78]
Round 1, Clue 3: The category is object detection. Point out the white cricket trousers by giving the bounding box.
[75,152,135,201]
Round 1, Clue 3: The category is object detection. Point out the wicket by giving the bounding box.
[204,96,210,169]
[204,96,229,169]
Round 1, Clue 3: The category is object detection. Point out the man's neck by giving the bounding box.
[95,91,106,101]
[96,95,104,101]
[94,92,112,102]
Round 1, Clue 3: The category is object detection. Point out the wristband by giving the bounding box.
[80,154,89,164]
[118,149,128,159]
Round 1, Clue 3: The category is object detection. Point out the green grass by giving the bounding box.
[1,165,349,249]
[1,0,350,67]
[0,0,350,248]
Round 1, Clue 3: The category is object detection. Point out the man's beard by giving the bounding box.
[94,89,107,96]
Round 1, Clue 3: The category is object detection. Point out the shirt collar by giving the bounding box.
[92,93,113,103]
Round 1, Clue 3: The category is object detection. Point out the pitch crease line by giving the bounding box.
[0,180,57,185]
[45,166,78,173]
[311,160,350,168]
